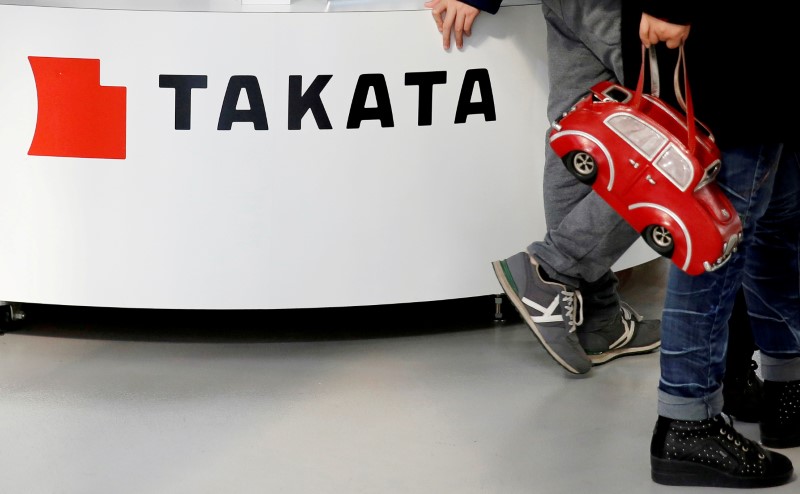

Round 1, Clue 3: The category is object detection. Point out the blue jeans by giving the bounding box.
[658,144,800,420]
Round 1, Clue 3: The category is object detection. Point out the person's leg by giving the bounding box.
[744,147,800,448]
[536,0,633,284]
[656,144,786,418]
[535,0,659,362]
[721,287,762,422]
[493,0,629,374]
[651,144,797,487]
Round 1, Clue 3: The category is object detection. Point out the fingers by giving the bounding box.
[445,9,477,49]
[660,24,689,48]
[427,0,479,51]
[639,14,690,49]
[424,0,443,12]
[463,13,475,38]
[453,13,466,49]
[441,8,456,49]
[430,5,444,33]
[427,0,445,43]
[665,26,690,48]
[639,15,653,47]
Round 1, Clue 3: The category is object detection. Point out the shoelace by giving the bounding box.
[561,289,583,333]
[747,360,760,385]
[619,301,644,322]
[715,414,766,459]
[608,302,640,349]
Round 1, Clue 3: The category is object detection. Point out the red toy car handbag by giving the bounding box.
[549,45,743,276]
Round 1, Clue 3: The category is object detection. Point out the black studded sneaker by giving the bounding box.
[650,414,793,488]
[722,360,764,423]
[760,380,800,449]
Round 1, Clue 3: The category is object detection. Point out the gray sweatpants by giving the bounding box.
[529,0,640,294]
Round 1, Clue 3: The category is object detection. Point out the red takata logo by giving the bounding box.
[28,57,127,159]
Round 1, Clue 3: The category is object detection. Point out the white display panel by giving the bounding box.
[0,2,655,309]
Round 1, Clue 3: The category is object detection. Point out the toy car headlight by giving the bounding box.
[654,144,694,190]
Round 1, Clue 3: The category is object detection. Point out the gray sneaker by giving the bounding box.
[578,302,661,365]
[492,252,591,374]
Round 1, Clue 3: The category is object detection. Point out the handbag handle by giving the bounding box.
[632,44,696,155]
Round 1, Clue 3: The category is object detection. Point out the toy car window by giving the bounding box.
[605,114,667,160]
[654,144,694,191]
[603,87,631,103]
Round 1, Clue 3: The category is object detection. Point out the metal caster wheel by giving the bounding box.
[0,302,26,333]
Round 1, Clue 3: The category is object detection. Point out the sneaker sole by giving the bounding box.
[651,456,793,488]
[587,341,661,365]
[492,260,588,375]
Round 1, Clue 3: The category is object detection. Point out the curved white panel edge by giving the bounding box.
[0,3,656,309]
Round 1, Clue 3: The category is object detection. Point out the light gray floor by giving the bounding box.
[1,258,798,494]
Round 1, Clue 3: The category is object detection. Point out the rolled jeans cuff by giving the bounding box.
[657,387,723,420]
[760,355,800,382]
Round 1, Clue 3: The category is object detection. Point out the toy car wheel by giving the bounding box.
[643,225,674,258]
[563,151,598,184]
